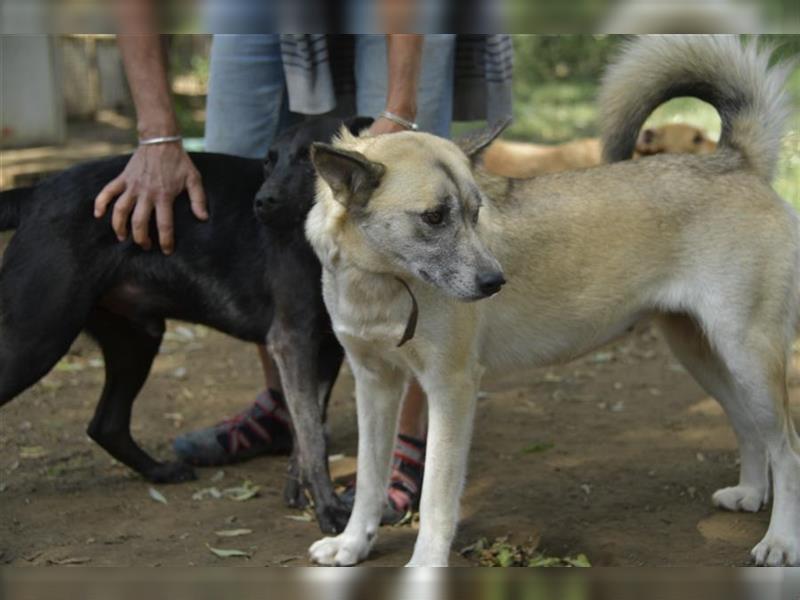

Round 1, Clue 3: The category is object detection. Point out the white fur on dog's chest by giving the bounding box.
[322,269,412,347]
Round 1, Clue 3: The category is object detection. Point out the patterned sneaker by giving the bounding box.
[341,433,425,525]
[173,389,293,466]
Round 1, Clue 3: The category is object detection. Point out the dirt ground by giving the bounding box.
[2,296,798,566]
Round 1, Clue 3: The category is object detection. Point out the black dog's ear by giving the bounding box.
[455,116,513,164]
[311,143,386,208]
[343,116,375,137]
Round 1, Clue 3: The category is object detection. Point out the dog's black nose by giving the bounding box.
[254,195,276,211]
[477,271,506,297]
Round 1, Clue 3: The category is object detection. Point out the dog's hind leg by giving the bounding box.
[0,257,89,406]
[706,321,800,566]
[309,352,405,565]
[269,322,346,534]
[657,314,769,512]
[85,308,195,484]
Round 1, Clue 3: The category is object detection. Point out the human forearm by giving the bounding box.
[384,34,423,120]
[117,34,178,139]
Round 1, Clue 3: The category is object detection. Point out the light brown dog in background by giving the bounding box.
[484,122,717,178]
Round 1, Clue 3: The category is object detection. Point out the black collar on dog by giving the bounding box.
[394,277,418,347]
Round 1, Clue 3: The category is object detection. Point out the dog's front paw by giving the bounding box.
[309,534,371,566]
[148,461,197,484]
[712,485,767,512]
[752,532,800,566]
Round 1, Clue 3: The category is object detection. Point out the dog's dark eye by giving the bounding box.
[421,209,444,226]
[693,133,704,145]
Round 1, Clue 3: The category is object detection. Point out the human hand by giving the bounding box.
[368,116,413,136]
[94,143,208,254]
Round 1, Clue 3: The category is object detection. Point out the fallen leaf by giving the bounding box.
[20,446,48,460]
[49,556,92,565]
[55,359,85,372]
[528,555,562,567]
[283,513,313,522]
[174,325,195,341]
[222,480,260,501]
[565,554,592,567]
[192,487,222,501]
[206,543,250,559]
[589,351,614,364]
[214,529,253,538]
[521,441,554,454]
[149,487,168,504]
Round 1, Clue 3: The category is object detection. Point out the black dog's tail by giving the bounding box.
[0,186,33,231]
[600,35,792,182]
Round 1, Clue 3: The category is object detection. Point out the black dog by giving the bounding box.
[0,116,372,534]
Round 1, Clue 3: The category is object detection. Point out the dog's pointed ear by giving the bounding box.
[455,116,513,163]
[343,116,374,136]
[311,143,386,208]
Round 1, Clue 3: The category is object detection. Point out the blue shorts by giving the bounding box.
[204,34,456,159]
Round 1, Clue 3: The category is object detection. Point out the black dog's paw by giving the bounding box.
[283,477,311,509]
[148,461,197,484]
[315,496,352,535]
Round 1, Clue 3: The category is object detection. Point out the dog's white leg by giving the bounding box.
[406,374,479,567]
[309,352,405,566]
[710,328,800,566]
[658,315,769,512]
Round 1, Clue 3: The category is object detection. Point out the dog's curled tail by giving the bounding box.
[600,35,792,182]
[0,186,33,231]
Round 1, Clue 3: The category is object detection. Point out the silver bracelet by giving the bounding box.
[381,111,419,131]
[139,135,183,146]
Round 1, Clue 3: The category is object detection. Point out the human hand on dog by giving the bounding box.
[369,116,412,136]
[93,143,208,255]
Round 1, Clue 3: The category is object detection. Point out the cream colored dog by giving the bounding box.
[306,36,799,567]
[483,123,717,178]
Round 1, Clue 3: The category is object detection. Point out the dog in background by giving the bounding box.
[0,116,375,534]
[305,36,799,567]
[483,122,717,178]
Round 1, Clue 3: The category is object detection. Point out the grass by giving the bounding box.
[502,65,800,209]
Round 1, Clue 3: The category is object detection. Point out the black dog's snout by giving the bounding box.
[477,271,506,297]
[254,194,277,211]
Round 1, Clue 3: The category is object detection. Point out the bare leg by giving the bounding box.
[398,379,427,439]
